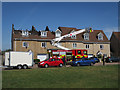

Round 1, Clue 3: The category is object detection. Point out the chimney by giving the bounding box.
[12,24,14,31]
[32,25,36,31]
[45,26,49,31]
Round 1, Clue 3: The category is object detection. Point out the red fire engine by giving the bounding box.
[48,49,88,61]
[49,27,92,61]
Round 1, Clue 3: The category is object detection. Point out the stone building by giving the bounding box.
[110,32,120,57]
[11,24,110,59]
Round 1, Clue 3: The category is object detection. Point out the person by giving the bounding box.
[62,56,66,66]
[102,55,105,66]
[72,56,75,61]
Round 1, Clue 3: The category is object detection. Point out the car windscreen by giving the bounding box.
[44,59,49,61]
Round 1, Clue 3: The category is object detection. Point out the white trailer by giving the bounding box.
[5,51,33,69]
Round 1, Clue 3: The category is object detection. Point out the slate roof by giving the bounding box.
[12,26,110,43]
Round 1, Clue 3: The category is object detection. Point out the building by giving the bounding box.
[11,24,110,59]
[110,32,120,57]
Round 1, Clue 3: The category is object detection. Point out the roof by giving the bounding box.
[12,27,109,43]
[112,32,120,40]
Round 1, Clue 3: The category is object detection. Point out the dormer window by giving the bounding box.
[98,32,103,40]
[71,30,76,39]
[84,33,89,40]
[22,30,29,37]
[41,31,47,37]
[55,29,61,37]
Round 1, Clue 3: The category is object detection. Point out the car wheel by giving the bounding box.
[90,63,94,66]
[77,63,80,66]
[44,64,49,68]
[59,63,63,67]
[23,65,28,69]
[17,65,22,69]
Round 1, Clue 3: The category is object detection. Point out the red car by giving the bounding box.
[38,58,63,68]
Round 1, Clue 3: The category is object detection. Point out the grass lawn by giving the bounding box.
[2,65,118,88]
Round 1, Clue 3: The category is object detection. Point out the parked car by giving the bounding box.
[38,58,63,68]
[71,58,96,66]
[105,57,120,63]
[89,57,100,63]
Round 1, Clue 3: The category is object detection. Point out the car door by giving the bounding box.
[55,58,61,66]
[82,58,90,65]
[50,58,56,66]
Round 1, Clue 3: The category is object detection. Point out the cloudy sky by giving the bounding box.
[2,2,118,50]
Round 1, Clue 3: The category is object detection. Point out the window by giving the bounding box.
[23,42,29,47]
[71,35,76,39]
[55,30,61,37]
[51,58,56,61]
[98,33,103,40]
[22,30,29,37]
[41,32,47,37]
[83,51,87,54]
[73,43,77,48]
[71,30,76,39]
[86,45,89,49]
[77,50,81,54]
[100,45,104,49]
[84,33,89,40]
[56,59,60,61]
[41,42,46,48]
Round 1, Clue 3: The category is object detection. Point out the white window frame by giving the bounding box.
[22,30,29,37]
[41,42,47,48]
[55,29,61,37]
[86,44,89,49]
[100,45,104,50]
[23,42,29,47]
[41,31,47,37]
[84,33,89,40]
[71,30,76,39]
[98,33,103,40]
[73,43,77,48]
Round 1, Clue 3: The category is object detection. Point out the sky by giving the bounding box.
[2,2,118,50]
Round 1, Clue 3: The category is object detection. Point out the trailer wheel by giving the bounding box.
[23,65,28,69]
[17,65,22,69]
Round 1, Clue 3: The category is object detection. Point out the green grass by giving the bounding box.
[2,65,118,88]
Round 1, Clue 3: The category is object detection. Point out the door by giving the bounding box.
[49,58,56,66]
[37,54,47,61]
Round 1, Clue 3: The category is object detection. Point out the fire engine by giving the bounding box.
[48,27,93,61]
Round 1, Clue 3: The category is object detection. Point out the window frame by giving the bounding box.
[84,33,89,40]
[86,44,89,49]
[73,43,77,48]
[41,42,47,48]
[98,33,103,40]
[41,31,47,37]
[22,42,29,47]
[71,30,76,39]
[100,45,104,50]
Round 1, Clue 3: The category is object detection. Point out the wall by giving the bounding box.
[13,40,110,58]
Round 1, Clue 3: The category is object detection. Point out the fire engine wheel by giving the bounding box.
[23,65,28,69]
[44,64,49,68]
[77,63,80,66]
[59,63,63,67]
[17,65,22,69]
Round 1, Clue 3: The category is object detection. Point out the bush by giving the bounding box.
[34,59,40,64]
